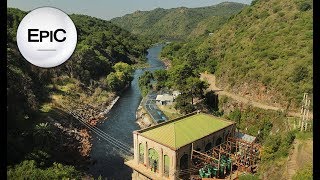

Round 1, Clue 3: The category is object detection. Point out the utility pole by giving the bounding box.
[304,99,311,131]
[300,93,311,131]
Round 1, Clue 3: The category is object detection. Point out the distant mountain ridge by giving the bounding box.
[111,2,247,41]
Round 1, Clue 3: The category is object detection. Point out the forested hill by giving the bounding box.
[161,0,313,111]
[110,2,247,41]
[7,8,149,178]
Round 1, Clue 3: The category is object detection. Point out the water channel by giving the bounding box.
[88,44,165,179]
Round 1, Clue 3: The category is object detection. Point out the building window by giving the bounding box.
[148,148,159,173]
[164,155,170,177]
[139,143,144,164]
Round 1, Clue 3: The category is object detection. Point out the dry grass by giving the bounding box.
[157,104,182,120]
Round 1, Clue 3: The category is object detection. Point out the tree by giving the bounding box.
[114,62,134,83]
[168,63,196,91]
[185,50,199,68]
[174,94,195,114]
[206,59,218,74]
[33,123,55,148]
[7,160,82,179]
[105,62,134,92]
[186,77,208,105]
[106,72,121,91]
[299,2,312,12]
[138,71,154,96]
[229,108,241,124]
[153,69,168,89]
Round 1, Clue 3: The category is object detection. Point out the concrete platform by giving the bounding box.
[125,160,170,180]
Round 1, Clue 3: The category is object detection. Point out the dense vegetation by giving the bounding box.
[138,71,154,96]
[139,64,208,114]
[157,0,313,178]
[111,2,247,41]
[7,8,149,178]
[161,0,313,110]
[7,160,83,179]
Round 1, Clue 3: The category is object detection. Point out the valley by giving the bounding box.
[7,0,313,179]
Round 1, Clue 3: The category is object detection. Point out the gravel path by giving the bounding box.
[200,73,312,118]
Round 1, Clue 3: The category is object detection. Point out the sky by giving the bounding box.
[8,0,252,20]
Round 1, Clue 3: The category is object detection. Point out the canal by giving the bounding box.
[88,44,166,179]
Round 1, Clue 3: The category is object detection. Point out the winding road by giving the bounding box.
[200,73,312,119]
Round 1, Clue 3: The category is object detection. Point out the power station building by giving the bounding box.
[125,112,236,180]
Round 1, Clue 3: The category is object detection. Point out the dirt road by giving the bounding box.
[200,73,312,118]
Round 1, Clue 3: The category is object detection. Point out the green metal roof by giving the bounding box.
[140,113,233,149]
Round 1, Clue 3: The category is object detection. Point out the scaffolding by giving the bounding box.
[190,136,261,179]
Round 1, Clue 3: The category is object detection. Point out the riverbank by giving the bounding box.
[159,57,171,70]
[72,93,121,155]
[136,97,155,129]
[41,75,126,170]
[41,110,94,172]
[88,45,166,178]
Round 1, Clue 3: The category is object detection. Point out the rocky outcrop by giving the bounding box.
[136,99,154,128]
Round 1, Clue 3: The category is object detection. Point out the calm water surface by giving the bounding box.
[88,45,165,179]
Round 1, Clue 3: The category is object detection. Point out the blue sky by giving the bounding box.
[8,0,252,20]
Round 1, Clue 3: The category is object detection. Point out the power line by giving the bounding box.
[67,109,134,155]
[71,112,131,151]
[71,113,133,155]
[70,111,132,150]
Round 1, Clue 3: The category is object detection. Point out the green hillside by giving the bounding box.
[111,2,247,41]
[188,15,229,38]
[7,8,149,177]
[161,0,313,110]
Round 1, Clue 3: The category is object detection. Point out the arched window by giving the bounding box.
[164,155,170,177]
[148,148,159,173]
[139,143,144,163]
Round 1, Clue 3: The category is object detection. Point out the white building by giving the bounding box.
[156,94,174,105]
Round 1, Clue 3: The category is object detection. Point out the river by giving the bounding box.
[88,44,166,179]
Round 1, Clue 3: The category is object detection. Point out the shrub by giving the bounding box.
[299,3,312,11]
[229,108,241,123]
[292,66,308,82]
[284,130,296,145]
[251,0,259,6]
[7,160,82,179]
[273,6,280,13]
[262,130,296,160]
